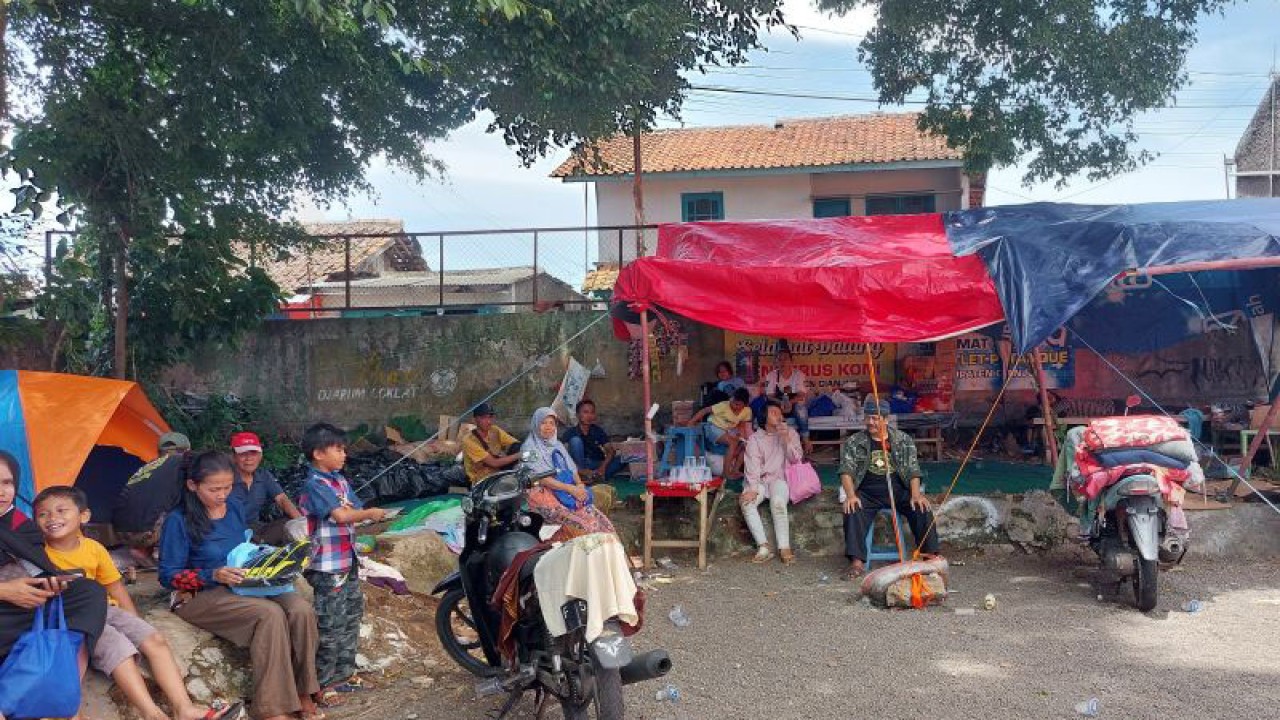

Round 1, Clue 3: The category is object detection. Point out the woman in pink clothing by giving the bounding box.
[740,401,803,564]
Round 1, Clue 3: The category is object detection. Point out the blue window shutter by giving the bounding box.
[866,194,936,215]
[813,197,851,218]
[681,192,725,222]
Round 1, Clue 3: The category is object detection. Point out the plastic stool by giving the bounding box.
[865,509,909,570]
[658,426,705,478]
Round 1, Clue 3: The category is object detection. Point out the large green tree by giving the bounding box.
[821,0,1234,185]
[2,0,785,377]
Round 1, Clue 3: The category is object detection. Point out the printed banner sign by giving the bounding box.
[954,325,1074,391]
[724,334,897,392]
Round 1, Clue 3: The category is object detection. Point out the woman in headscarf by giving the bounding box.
[520,407,615,539]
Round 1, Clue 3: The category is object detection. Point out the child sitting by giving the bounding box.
[33,486,239,720]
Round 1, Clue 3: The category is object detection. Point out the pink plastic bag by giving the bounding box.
[785,461,821,504]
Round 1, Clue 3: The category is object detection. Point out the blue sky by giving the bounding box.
[302,0,1279,239]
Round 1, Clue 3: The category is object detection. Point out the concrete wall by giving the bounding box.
[172,312,725,438]
[594,165,966,263]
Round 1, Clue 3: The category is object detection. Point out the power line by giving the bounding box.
[688,84,1264,110]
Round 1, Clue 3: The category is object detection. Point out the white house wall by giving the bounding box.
[593,166,964,263]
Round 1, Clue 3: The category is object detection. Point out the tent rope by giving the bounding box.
[1068,328,1280,517]
[910,353,1025,558]
[864,347,908,564]
[351,312,611,496]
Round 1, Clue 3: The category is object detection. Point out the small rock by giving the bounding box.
[407,713,420,719]
[411,676,436,689]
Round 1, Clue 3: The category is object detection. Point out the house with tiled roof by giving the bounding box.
[1234,74,1279,198]
[553,113,985,292]
[254,219,586,317]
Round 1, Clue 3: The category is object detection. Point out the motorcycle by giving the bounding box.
[1087,472,1188,612]
[432,460,671,719]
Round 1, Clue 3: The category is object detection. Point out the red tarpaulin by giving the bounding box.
[614,214,1004,342]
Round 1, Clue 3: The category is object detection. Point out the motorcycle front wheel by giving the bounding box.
[434,588,498,677]
[1133,557,1158,612]
[560,661,624,720]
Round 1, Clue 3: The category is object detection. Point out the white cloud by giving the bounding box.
[776,0,876,39]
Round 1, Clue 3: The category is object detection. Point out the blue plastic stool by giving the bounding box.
[865,509,909,570]
[658,426,706,479]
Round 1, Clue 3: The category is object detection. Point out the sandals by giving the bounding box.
[200,701,244,720]
[751,546,775,564]
[779,549,795,565]
[314,690,348,708]
[844,562,865,581]
[325,674,379,694]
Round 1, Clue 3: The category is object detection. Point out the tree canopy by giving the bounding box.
[2,0,785,377]
[820,0,1235,185]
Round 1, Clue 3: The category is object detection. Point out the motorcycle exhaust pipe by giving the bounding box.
[620,650,672,686]
[1159,536,1187,564]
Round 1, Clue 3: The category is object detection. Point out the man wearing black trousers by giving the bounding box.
[839,407,940,580]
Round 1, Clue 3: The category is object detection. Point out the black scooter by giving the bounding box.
[432,461,671,719]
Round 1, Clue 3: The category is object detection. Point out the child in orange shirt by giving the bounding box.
[33,486,239,720]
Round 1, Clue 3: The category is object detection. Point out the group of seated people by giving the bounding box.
[459,401,618,539]
[728,397,940,579]
[690,352,817,479]
[687,355,939,577]
[1,424,390,720]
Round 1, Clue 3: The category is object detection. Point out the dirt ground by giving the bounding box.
[337,546,1280,720]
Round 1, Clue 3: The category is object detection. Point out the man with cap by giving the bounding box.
[838,402,940,580]
[461,403,522,484]
[110,431,192,562]
[230,431,302,545]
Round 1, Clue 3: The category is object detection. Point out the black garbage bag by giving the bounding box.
[439,464,467,489]
[419,465,451,497]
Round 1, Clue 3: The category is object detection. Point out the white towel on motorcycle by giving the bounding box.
[534,533,638,642]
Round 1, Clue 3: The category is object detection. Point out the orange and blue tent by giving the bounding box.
[0,370,169,514]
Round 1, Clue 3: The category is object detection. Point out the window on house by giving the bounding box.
[865,194,937,216]
[813,197,852,218]
[681,192,724,222]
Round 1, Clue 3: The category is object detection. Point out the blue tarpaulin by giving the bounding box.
[946,199,1280,353]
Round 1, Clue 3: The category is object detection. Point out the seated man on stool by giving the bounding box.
[839,402,939,580]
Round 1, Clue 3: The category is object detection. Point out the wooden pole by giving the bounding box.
[1229,389,1280,498]
[1031,347,1059,467]
[641,309,655,482]
[1127,256,1280,277]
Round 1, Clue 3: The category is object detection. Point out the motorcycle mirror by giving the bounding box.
[1126,394,1141,408]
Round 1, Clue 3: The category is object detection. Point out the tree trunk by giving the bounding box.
[0,0,9,126]
[632,124,645,259]
[112,232,129,379]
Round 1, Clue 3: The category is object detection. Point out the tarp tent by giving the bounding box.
[0,370,169,514]
[613,198,1280,353]
[611,198,1280,488]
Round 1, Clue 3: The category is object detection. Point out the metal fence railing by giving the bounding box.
[41,224,659,316]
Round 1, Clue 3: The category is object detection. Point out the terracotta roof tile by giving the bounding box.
[581,266,620,293]
[552,113,960,178]
[249,219,429,293]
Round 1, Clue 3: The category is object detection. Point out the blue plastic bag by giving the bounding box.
[0,594,84,718]
[551,449,594,510]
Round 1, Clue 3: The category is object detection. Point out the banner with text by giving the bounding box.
[724,334,898,391]
[953,325,1075,391]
